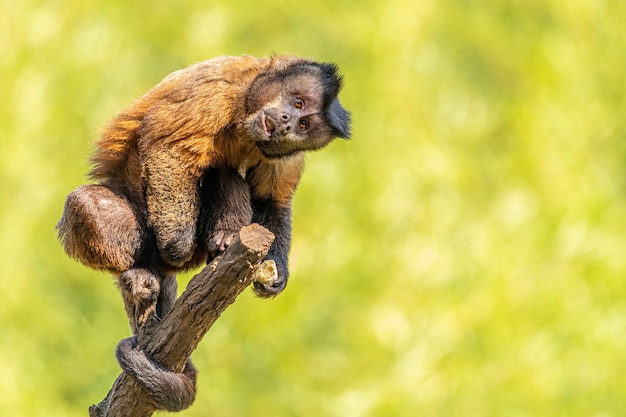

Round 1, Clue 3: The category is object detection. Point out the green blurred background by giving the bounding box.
[2,0,626,415]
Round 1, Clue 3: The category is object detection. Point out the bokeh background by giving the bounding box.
[2,0,626,415]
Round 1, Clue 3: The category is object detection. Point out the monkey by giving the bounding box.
[56,55,351,411]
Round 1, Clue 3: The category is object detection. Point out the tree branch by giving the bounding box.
[89,224,275,417]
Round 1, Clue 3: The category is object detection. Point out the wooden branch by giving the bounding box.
[89,224,275,417]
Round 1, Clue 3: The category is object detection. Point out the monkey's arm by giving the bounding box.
[141,145,203,267]
[250,198,292,296]
[137,67,248,267]
[198,169,253,260]
[247,154,304,296]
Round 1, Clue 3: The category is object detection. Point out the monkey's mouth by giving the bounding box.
[257,142,301,159]
[262,113,276,138]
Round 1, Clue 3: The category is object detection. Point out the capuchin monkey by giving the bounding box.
[57,55,351,411]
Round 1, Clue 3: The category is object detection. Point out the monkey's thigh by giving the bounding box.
[58,185,143,272]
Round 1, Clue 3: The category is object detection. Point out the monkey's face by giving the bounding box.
[243,70,351,159]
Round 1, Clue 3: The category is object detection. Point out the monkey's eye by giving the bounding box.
[299,119,309,131]
[294,98,304,109]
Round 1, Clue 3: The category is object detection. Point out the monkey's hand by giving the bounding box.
[207,229,240,261]
[202,169,253,262]
[252,258,287,298]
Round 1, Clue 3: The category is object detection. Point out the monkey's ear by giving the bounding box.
[327,98,352,139]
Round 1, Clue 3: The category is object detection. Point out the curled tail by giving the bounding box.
[115,337,197,412]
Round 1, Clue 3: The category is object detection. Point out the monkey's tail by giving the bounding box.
[115,336,197,412]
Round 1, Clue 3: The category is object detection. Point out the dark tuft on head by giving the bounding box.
[315,62,351,139]
[316,62,343,102]
[300,61,350,139]
[326,97,351,139]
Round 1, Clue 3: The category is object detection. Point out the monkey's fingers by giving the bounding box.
[207,230,238,260]
[207,230,225,259]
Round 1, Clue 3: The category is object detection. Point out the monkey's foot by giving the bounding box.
[207,229,239,260]
[252,260,284,298]
[119,269,161,334]
[116,336,197,412]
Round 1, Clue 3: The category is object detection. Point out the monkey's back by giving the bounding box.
[88,55,271,202]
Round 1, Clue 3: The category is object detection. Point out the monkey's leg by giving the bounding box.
[60,185,197,408]
[118,269,161,335]
[57,185,143,272]
[117,273,197,411]
[156,273,178,319]
[57,185,160,333]
[250,198,291,297]
[198,168,253,261]
[117,269,198,410]
[118,269,180,335]
[116,336,197,412]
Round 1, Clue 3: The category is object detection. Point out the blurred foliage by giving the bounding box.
[2,0,626,415]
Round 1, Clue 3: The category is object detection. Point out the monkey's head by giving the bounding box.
[243,59,351,159]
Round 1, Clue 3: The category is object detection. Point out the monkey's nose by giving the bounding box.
[280,113,290,121]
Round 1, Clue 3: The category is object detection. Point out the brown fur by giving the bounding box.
[57,55,350,411]
[82,56,315,271]
[58,53,351,307]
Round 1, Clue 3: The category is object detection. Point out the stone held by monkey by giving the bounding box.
[56,54,351,411]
